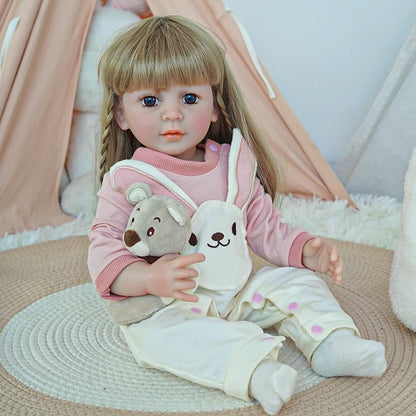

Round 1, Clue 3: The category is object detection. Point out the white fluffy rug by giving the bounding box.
[0,193,402,252]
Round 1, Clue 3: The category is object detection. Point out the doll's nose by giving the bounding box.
[162,105,183,121]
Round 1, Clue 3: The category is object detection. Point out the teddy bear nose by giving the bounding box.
[211,232,224,242]
[124,229,141,247]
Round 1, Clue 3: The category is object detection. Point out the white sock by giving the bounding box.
[311,329,387,377]
[249,359,297,415]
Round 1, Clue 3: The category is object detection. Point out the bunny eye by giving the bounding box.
[154,217,161,222]
[131,218,135,224]
[232,222,237,236]
[136,207,140,212]
[189,233,198,246]
[147,227,155,237]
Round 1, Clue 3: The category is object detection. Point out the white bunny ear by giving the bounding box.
[126,183,152,204]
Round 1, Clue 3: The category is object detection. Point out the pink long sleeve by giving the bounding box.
[88,174,144,300]
[245,179,313,268]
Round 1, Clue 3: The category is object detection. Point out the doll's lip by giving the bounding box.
[162,130,184,141]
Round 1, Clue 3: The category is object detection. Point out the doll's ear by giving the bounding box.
[211,107,218,123]
[114,97,129,130]
[126,183,152,204]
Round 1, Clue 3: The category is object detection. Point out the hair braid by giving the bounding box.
[98,92,114,184]
[215,90,233,132]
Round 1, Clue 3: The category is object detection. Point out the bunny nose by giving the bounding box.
[124,229,141,247]
[211,232,224,242]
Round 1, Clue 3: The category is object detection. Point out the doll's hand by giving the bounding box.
[301,238,343,285]
[147,253,205,302]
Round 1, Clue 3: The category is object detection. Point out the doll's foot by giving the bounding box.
[249,358,297,415]
[311,329,387,377]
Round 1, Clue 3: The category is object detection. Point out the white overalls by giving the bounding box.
[116,131,359,401]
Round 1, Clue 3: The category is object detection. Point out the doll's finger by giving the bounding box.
[302,241,314,258]
[335,257,344,272]
[328,271,341,285]
[176,267,199,280]
[175,277,197,291]
[329,260,343,274]
[175,291,199,303]
[329,245,340,262]
[176,253,205,267]
[312,237,321,247]
[330,268,343,284]
[309,237,321,252]
[333,277,342,285]
[327,262,342,281]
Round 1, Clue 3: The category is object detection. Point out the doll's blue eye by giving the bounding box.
[183,94,198,104]
[142,96,158,107]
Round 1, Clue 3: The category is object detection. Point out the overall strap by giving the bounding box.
[110,129,257,212]
[110,160,199,213]
[226,129,258,211]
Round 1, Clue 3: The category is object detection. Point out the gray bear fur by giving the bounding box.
[108,183,191,325]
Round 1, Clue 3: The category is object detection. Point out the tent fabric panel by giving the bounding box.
[0,0,354,236]
[0,0,95,236]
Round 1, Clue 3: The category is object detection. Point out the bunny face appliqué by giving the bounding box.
[182,200,252,291]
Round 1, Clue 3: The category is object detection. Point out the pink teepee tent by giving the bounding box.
[0,0,354,236]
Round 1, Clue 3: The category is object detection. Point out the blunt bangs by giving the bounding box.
[100,16,225,95]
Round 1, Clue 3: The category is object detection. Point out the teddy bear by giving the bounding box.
[122,182,192,259]
[108,182,193,325]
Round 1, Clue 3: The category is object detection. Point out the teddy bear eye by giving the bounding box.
[147,227,155,237]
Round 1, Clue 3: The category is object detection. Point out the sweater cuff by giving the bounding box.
[288,232,314,268]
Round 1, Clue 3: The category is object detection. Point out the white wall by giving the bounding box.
[224,0,416,166]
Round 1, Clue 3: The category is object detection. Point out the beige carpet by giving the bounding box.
[1,236,415,415]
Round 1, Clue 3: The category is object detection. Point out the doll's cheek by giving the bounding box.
[192,115,215,132]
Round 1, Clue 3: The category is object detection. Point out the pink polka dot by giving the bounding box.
[252,293,263,304]
[311,325,323,334]
[209,144,218,151]
[288,302,298,311]
[263,336,275,341]
[191,307,202,315]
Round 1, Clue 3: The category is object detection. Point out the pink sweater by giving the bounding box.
[88,139,312,300]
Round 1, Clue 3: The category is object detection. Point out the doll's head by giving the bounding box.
[98,15,281,198]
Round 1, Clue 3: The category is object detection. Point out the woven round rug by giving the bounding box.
[0,283,324,412]
[1,236,416,415]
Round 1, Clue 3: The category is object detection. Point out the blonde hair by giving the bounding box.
[98,15,282,198]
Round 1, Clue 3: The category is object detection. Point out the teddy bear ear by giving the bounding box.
[166,201,190,226]
[126,182,152,204]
